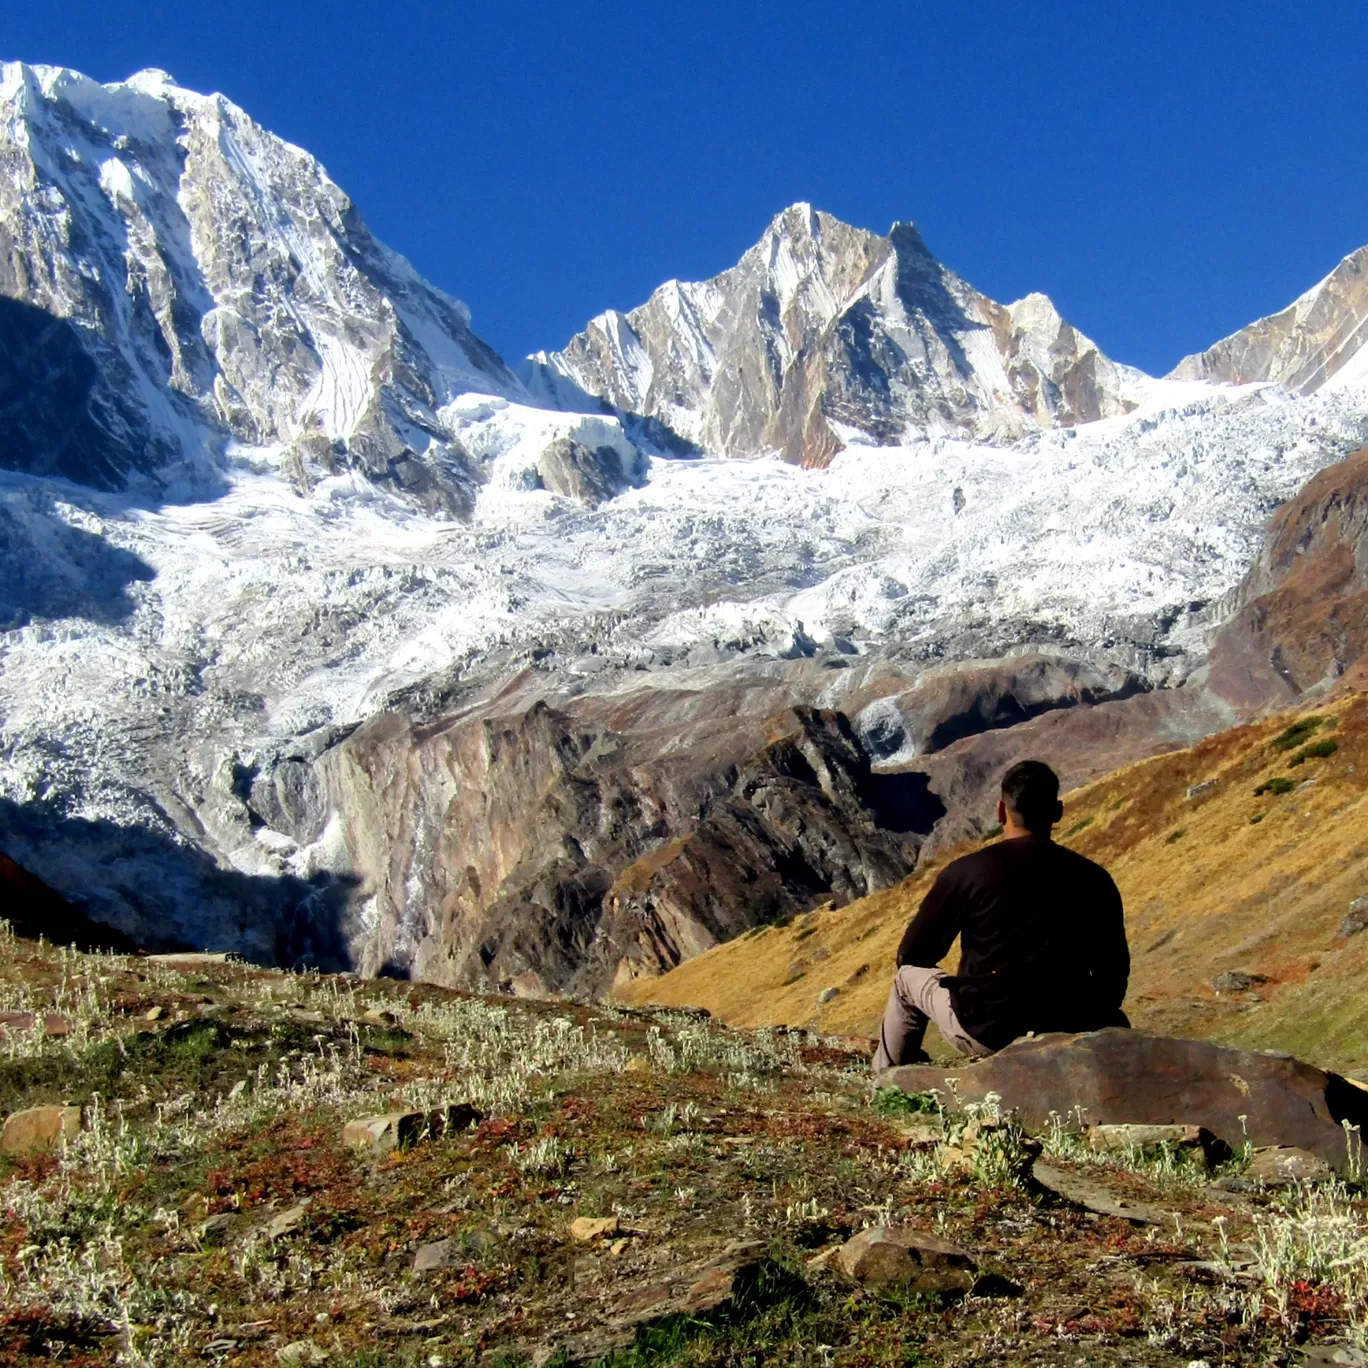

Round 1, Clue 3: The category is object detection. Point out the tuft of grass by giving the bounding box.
[1289,738,1339,767]
[1063,816,1093,838]
[1254,776,1296,797]
[1271,715,1330,752]
[1165,828,1186,844]
[1250,812,1266,825]
[979,824,1003,842]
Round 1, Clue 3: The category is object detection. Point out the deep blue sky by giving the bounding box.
[9,1,1367,374]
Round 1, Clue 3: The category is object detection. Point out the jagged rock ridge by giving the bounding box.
[1171,244,1368,395]
[525,203,1147,464]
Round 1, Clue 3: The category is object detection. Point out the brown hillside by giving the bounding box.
[618,692,1368,1072]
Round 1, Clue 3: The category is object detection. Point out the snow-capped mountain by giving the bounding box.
[0,62,577,514]
[1171,244,1368,395]
[6,63,1368,993]
[525,203,1148,463]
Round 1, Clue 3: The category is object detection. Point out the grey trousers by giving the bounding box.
[872,965,990,1072]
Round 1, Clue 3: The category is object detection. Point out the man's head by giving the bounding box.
[997,760,1063,836]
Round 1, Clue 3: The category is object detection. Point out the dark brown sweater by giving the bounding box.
[896,834,1129,1052]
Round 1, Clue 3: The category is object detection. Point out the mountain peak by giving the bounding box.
[1170,242,1368,395]
[530,206,1144,462]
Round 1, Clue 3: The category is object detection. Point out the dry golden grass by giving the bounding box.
[618,692,1368,1072]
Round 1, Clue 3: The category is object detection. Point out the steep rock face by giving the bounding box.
[526,204,1144,463]
[1171,244,1368,394]
[0,63,523,510]
[1207,445,1368,708]
[324,687,933,995]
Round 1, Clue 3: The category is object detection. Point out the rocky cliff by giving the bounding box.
[526,204,1146,464]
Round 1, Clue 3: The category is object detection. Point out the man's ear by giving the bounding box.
[1052,800,1064,824]
[996,798,1007,826]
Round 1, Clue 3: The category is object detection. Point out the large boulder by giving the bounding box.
[885,1029,1368,1168]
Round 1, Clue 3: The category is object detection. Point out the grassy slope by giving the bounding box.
[619,693,1368,1073]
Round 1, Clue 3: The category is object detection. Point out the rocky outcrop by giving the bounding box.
[1207,446,1368,708]
[0,63,523,510]
[536,436,639,506]
[325,690,932,995]
[0,850,136,952]
[886,1029,1368,1168]
[854,655,1146,763]
[527,204,1144,464]
[1171,244,1368,393]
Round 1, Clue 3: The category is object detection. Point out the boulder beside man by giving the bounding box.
[873,759,1129,1072]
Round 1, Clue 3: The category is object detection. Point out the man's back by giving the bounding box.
[897,834,1129,1052]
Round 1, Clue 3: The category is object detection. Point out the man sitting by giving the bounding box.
[873,759,1129,1071]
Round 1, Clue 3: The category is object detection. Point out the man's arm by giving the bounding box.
[896,866,964,968]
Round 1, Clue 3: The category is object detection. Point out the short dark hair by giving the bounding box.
[1001,760,1060,830]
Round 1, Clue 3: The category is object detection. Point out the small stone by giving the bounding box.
[342,1102,480,1152]
[570,1215,621,1242]
[1339,897,1368,938]
[413,1238,459,1273]
[267,1201,311,1239]
[835,1225,977,1292]
[144,1004,165,1022]
[1186,780,1218,800]
[0,1105,82,1155]
[362,1007,399,1026]
[196,1212,239,1242]
[1031,1161,1170,1225]
[608,1238,629,1256]
[623,1056,650,1073]
[275,1343,328,1366]
[816,987,840,1004]
[1243,1146,1333,1185]
[1211,970,1269,994]
[1087,1123,1218,1167]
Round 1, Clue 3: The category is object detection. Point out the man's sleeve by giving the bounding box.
[1092,872,1130,1010]
[896,866,964,968]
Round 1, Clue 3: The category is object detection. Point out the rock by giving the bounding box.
[885,1028,1368,1168]
[195,1212,240,1243]
[1299,1346,1368,1368]
[144,1005,166,1022]
[1186,780,1219,799]
[275,1343,328,1366]
[1211,970,1269,993]
[537,437,636,507]
[1243,1146,1333,1185]
[816,987,840,1004]
[341,1102,480,1152]
[1087,1123,1219,1167]
[0,1104,82,1154]
[1340,897,1368,938]
[267,1200,311,1239]
[835,1226,977,1292]
[569,1215,620,1242]
[1031,1161,1170,1225]
[361,1007,399,1027]
[0,1012,72,1037]
[413,1238,461,1273]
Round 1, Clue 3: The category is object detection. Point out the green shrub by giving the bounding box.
[1270,716,1328,751]
[1064,816,1093,838]
[1165,828,1186,844]
[872,1087,939,1118]
[1254,776,1296,796]
[1288,738,1339,767]
[980,824,1003,842]
[1250,813,1265,825]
